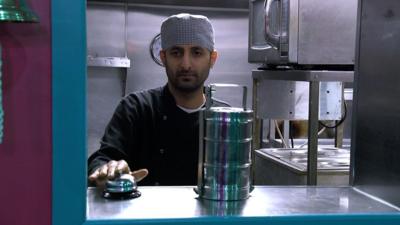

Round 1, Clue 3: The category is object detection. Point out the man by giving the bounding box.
[88,13,219,187]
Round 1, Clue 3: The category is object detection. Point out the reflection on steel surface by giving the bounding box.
[87,186,399,220]
[199,107,253,200]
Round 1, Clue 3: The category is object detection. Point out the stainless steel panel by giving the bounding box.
[256,80,342,120]
[351,0,400,207]
[87,186,399,219]
[87,4,128,156]
[87,4,126,57]
[297,0,358,65]
[87,67,126,155]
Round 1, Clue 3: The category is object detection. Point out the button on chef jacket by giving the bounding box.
[88,85,227,186]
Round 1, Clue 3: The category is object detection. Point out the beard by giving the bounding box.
[165,64,210,93]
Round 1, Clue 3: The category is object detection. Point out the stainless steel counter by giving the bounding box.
[87,186,399,220]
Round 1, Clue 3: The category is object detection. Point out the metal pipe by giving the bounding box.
[307,81,319,185]
[196,109,205,195]
[252,79,261,151]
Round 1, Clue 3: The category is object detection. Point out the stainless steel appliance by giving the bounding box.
[248,0,358,66]
[249,0,357,185]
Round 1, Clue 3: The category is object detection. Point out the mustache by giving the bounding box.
[177,71,197,76]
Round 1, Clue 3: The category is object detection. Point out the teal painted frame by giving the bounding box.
[52,0,400,225]
[52,0,87,224]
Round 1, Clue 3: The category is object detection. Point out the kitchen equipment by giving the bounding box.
[149,33,163,66]
[248,0,358,66]
[254,147,350,185]
[254,77,343,120]
[103,174,141,199]
[195,84,253,200]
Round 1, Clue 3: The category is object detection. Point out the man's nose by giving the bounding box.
[180,53,192,70]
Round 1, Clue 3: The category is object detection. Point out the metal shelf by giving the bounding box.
[86,0,249,9]
[87,56,130,68]
[252,70,354,82]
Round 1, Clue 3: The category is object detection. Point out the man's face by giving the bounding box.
[160,45,217,93]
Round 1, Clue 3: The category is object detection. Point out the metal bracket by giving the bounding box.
[87,56,131,68]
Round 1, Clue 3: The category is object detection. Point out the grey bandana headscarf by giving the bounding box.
[161,13,215,51]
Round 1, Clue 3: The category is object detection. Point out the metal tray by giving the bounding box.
[258,147,350,172]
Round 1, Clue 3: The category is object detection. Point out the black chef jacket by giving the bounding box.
[88,85,225,186]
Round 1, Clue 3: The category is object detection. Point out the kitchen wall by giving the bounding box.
[0,0,52,225]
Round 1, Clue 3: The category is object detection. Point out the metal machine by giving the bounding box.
[249,0,358,66]
[249,0,358,185]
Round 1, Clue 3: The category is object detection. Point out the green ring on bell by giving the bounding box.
[105,175,137,194]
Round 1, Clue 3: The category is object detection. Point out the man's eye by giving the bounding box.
[193,50,203,56]
[170,51,181,57]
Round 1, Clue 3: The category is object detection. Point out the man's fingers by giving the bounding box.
[98,164,109,178]
[88,160,134,188]
[107,160,118,179]
[130,169,149,182]
[88,167,107,187]
[88,169,99,182]
[116,160,130,174]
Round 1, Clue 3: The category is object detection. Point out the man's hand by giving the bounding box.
[88,160,148,187]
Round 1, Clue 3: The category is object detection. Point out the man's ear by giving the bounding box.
[160,50,166,66]
[210,50,218,68]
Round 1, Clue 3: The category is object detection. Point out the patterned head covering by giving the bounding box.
[161,13,215,51]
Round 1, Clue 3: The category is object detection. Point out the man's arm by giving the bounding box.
[87,97,148,187]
